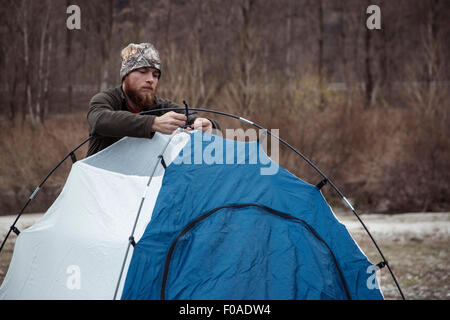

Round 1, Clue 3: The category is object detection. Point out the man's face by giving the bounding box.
[122,67,160,110]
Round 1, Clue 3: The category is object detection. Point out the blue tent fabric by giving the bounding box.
[121,132,383,300]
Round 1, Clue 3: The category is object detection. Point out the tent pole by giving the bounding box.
[113,132,179,300]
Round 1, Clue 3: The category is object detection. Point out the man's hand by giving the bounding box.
[190,118,213,133]
[151,111,187,134]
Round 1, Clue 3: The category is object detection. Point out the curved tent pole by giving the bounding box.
[0,136,93,254]
[141,106,406,300]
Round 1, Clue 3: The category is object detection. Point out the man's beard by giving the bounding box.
[124,85,156,111]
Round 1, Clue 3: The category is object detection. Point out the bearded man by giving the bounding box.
[86,42,220,157]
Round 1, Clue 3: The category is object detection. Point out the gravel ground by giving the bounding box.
[0,211,449,300]
[338,211,450,300]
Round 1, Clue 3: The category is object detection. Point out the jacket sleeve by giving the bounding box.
[87,92,156,138]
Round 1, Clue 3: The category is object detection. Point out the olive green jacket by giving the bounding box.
[86,86,220,156]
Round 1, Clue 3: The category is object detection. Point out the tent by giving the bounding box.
[0,129,384,300]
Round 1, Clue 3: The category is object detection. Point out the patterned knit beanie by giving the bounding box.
[120,43,161,80]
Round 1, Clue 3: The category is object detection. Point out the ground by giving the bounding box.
[0,211,448,300]
[337,210,449,300]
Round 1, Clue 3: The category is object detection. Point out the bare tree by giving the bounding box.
[317,0,324,109]
[164,0,173,48]
[227,0,259,116]
[42,31,53,122]
[1,0,21,123]
[285,0,293,82]
[21,1,35,126]
[338,0,350,104]
[364,0,374,108]
[35,0,51,123]
[65,0,74,111]
[98,0,115,91]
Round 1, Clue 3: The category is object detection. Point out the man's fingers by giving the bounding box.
[156,114,213,134]
[171,119,186,127]
[153,112,191,134]
[193,120,202,130]
[169,112,187,121]
[193,118,212,131]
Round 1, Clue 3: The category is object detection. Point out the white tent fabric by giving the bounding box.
[0,131,190,299]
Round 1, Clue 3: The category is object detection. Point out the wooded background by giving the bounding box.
[0,0,449,215]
